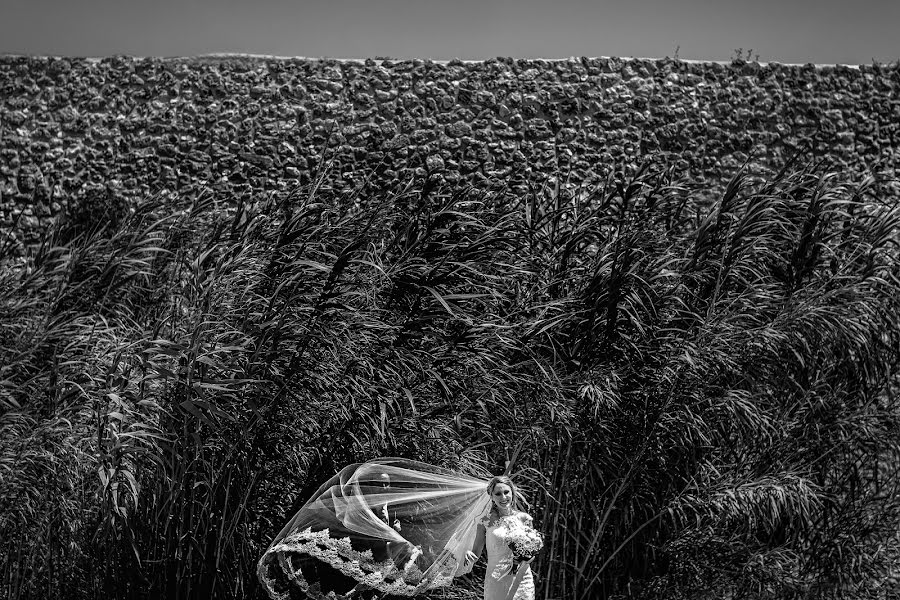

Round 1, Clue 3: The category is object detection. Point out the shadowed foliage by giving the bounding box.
[1,156,899,600]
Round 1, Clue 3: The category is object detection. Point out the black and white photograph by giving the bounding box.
[1,1,899,599]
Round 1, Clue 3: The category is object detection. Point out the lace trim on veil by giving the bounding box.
[257,527,459,600]
[257,459,492,600]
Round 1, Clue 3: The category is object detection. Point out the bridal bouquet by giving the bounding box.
[507,526,543,572]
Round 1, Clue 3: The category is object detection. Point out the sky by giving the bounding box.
[1,0,898,65]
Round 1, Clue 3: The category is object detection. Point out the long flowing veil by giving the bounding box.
[258,458,492,599]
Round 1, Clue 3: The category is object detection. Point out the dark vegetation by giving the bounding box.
[1,154,899,600]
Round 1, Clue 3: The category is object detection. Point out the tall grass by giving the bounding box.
[520,163,900,600]
[1,156,898,600]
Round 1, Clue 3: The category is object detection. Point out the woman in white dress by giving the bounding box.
[258,459,533,600]
[463,476,535,600]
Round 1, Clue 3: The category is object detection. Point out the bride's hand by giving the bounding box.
[464,551,478,565]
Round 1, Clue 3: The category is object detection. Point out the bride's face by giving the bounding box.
[491,483,514,511]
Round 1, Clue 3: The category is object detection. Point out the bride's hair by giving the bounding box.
[486,475,518,515]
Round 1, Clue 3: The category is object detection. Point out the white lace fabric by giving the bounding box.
[258,458,492,600]
[481,512,536,600]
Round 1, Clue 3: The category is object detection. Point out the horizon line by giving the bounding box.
[2,52,892,70]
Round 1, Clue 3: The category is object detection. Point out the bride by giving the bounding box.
[257,458,538,600]
[463,475,535,600]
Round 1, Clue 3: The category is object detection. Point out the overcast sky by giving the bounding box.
[1,0,898,65]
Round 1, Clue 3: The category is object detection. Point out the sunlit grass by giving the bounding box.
[1,156,899,600]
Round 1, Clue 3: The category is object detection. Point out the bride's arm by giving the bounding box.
[474,522,486,556]
[464,523,486,566]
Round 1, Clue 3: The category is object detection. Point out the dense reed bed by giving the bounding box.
[1,156,899,600]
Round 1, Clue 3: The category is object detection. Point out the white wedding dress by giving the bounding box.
[480,512,535,600]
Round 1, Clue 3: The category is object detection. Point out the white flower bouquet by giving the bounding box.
[507,525,543,572]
